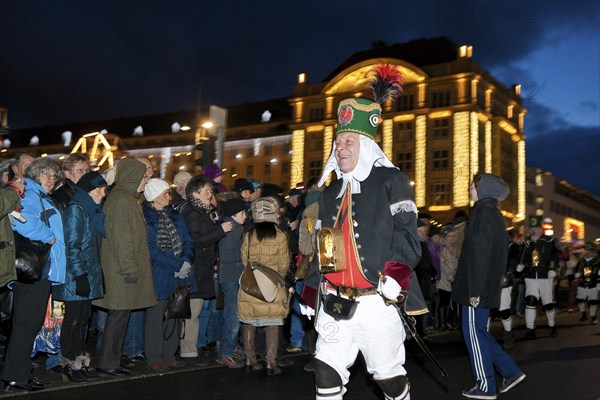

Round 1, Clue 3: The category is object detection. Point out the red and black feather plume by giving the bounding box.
[371,64,405,104]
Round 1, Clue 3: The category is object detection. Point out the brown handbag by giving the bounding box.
[240,262,267,302]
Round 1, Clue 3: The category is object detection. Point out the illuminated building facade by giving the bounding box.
[2,37,527,225]
[526,166,600,243]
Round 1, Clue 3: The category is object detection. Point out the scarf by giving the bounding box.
[156,208,183,257]
[71,186,106,237]
[189,197,214,215]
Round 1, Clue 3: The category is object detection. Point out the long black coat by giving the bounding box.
[180,202,224,299]
[451,197,508,309]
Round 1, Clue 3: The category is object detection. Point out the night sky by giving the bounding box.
[1,0,598,195]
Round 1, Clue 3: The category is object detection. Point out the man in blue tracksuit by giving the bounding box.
[451,173,526,399]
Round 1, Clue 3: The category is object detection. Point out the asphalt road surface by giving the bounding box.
[1,311,598,400]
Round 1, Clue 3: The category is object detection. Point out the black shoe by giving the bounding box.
[62,365,87,383]
[550,326,557,337]
[120,356,135,369]
[580,312,588,322]
[80,366,100,380]
[4,377,51,392]
[96,368,131,376]
[524,328,536,340]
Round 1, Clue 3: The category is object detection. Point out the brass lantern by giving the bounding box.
[317,227,346,273]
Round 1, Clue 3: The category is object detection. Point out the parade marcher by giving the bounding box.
[575,242,599,324]
[499,231,519,350]
[452,173,526,399]
[52,172,107,382]
[301,65,425,400]
[519,216,559,339]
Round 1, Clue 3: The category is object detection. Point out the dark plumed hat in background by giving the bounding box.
[528,215,543,228]
[77,171,107,193]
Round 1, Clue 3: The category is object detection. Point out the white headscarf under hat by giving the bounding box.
[318,135,396,199]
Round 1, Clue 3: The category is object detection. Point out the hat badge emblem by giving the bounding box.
[338,105,353,126]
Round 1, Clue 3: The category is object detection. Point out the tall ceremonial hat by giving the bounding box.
[528,215,543,228]
[335,64,404,140]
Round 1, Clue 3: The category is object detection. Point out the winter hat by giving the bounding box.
[417,219,427,228]
[222,198,246,217]
[251,197,280,223]
[77,171,107,193]
[247,178,262,190]
[203,164,223,180]
[144,178,171,202]
[173,171,192,185]
[476,173,509,201]
[288,188,302,197]
[234,178,254,193]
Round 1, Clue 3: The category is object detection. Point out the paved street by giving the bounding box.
[1,311,598,400]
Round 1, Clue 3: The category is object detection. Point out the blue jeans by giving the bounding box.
[461,305,522,394]
[218,282,241,357]
[198,279,223,347]
[123,310,145,357]
[289,281,306,347]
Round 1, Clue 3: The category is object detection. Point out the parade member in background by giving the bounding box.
[302,64,425,400]
[575,242,599,324]
[519,216,559,339]
[452,173,526,399]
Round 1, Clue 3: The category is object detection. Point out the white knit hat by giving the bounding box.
[144,178,171,201]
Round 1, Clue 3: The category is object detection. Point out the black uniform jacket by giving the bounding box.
[307,166,427,315]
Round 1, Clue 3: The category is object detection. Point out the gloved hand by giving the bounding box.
[575,272,581,279]
[377,275,402,302]
[547,270,557,279]
[124,272,139,284]
[174,261,193,279]
[469,296,480,308]
[299,304,315,320]
[516,264,525,272]
[74,273,91,297]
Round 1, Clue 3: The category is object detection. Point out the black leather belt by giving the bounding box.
[328,283,378,299]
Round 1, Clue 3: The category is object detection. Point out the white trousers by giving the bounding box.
[315,293,407,391]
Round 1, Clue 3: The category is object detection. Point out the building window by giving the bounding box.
[264,143,272,156]
[308,107,324,122]
[283,141,291,154]
[245,164,254,177]
[308,160,322,179]
[396,122,414,141]
[430,91,451,108]
[282,162,290,175]
[246,147,253,158]
[432,118,450,138]
[396,94,414,111]
[307,133,324,151]
[526,191,534,205]
[431,183,450,205]
[432,150,449,169]
[263,163,271,176]
[397,152,413,171]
